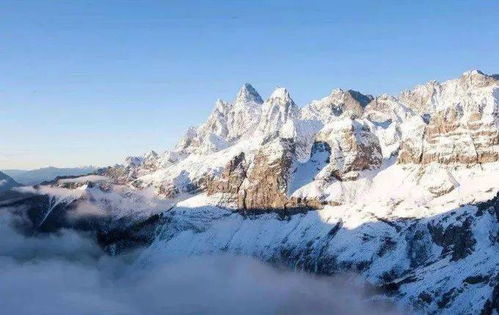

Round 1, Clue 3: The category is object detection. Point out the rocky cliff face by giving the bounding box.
[399,70,499,164]
[314,119,382,180]
[18,70,498,314]
[237,138,296,210]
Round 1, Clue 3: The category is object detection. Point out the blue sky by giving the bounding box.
[1,0,498,169]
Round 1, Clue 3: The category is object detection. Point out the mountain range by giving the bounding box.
[1,70,498,314]
[2,166,98,185]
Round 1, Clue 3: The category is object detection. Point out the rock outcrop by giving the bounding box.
[238,138,295,210]
[315,119,382,180]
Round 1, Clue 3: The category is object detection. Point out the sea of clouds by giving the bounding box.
[0,210,399,315]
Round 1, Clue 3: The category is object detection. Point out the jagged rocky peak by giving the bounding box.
[400,69,499,115]
[226,83,264,141]
[125,155,144,168]
[329,88,373,108]
[458,69,499,88]
[205,99,230,136]
[197,99,232,139]
[235,83,263,105]
[301,88,373,122]
[463,69,484,75]
[213,98,230,112]
[175,84,265,152]
[267,87,295,106]
[461,69,488,80]
[174,98,231,154]
[257,87,299,141]
[188,98,231,139]
[263,87,298,113]
[175,126,197,150]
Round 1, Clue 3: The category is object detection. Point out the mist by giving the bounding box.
[0,211,399,315]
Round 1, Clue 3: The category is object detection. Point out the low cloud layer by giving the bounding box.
[0,211,398,315]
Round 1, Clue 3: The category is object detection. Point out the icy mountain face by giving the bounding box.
[176,99,232,154]
[176,83,264,155]
[228,83,264,141]
[256,87,300,142]
[14,70,498,314]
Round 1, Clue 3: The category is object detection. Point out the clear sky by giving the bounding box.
[1,0,498,169]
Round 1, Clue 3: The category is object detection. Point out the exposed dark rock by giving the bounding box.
[428,216,476,261]
[418,291,433,304]
[437,288,458,309]
[463,275,490,285]
[97,213,163,254]
[480,282,499,315]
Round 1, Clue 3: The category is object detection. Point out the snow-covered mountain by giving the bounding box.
[101,70,498,206]
[1,70,498,314]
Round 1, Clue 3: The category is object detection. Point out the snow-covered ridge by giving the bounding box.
[102,70,497,208]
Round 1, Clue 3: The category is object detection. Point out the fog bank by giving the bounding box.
[0,212,398,315]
